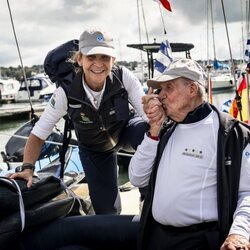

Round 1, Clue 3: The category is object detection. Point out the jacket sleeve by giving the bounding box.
[229,143,250,240]
[129,134,159,187]
[32,87,68,140]
[121,66,148,121]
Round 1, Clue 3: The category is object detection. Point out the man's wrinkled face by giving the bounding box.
[158,78,194,122]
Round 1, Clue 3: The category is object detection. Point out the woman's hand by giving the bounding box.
[7,169,34,188]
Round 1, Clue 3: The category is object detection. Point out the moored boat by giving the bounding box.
[16,74,56,102]
[0,78,20,103]
[210,71,234,91]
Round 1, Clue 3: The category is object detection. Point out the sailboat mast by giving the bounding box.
[6,0,36,120]
[140,0,149,43]
[220,0,243,121]
[240,0,245,63]
[206,0,210,66]
[210,0,217,60]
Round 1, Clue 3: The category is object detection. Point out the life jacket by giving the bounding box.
[65,66,132,152]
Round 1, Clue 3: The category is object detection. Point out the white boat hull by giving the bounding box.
[211,74,234,91]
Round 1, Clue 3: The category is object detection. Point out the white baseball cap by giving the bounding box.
[147,58,206,89]
[79,28,116,58]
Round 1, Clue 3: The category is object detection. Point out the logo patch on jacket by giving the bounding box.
[49,94,56,109]
[182,148,203,159]
[79,112,93,124]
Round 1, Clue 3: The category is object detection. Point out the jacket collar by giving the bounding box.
[180,102,212,124]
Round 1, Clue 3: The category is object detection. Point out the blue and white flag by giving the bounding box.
[244,32,250,62]
[221,99,232,114]
[154,40,173,73]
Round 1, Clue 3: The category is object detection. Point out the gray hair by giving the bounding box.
[182,77,207,101]
[196,83,207,101]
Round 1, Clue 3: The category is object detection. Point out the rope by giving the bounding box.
[11,179,25,231]
[0,132,133,157]
[0,132,78,147]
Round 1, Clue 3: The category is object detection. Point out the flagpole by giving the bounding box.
[246,0,250,124]
[158,3,167,35]
[220,0,243,121]
[206,65,213,104]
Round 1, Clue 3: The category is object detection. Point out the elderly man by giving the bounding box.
[129,58,250,249]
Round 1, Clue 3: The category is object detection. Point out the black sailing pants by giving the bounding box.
[18,215,139,250]
[79,116,149,214]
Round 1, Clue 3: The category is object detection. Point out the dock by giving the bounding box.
[72,182,140,215]
[0,102,47,118]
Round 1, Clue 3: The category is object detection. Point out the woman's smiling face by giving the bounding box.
[79,54,114,91]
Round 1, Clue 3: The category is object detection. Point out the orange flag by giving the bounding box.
[229,74,249,123]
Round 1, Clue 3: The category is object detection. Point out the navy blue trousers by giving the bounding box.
[19,215,139,250]
[79,116,149,214]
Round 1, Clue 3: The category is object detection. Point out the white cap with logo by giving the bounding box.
[147,58,206,89]
[79,28,117,58]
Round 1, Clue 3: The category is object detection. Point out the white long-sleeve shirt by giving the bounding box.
[32,66,147,140]
[129,110,250,239]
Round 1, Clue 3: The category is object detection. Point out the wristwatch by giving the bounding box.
[15,163,35,173]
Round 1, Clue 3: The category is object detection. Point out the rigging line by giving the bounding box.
[220,0,243,121]
[0,132,77,147]
[140,0,149,43]
[0,132,133,157]
[209,0,217,60]
[6,0,35,118]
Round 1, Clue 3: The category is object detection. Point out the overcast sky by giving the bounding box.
[0,0,249,67]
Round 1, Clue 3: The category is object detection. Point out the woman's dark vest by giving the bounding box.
[63,66,131,152]
[137,104,250,249]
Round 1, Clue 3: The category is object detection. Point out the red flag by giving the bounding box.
[154,0,172,12]
[229,74,249,123]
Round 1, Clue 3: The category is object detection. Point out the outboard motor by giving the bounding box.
[1,119,63,169]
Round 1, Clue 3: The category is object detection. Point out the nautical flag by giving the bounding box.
[221,99,232,113]
[153,0,172,12]
[244,32,250,62]
[154,40,173,73]
[229,74,249,123]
